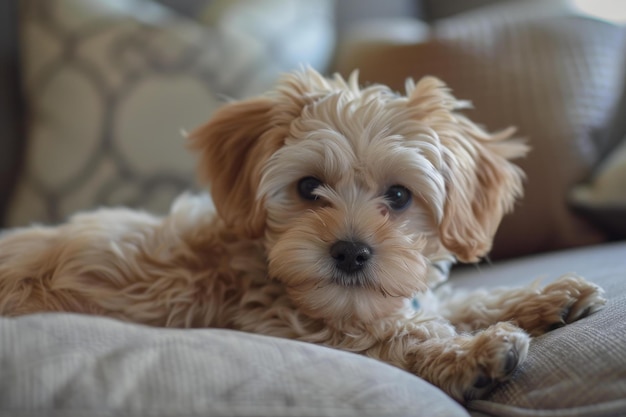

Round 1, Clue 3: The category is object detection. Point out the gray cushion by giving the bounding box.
[0,313,469,417]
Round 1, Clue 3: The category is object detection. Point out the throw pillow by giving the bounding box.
[7,0,335,226]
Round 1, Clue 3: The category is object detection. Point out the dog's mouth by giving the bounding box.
[330,270,374,289]
[328,267,405,299]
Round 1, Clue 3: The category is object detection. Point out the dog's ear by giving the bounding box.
[408,77,528,262]
[188,98,284,239]
[188,67,337,239]
[438,123,528,263]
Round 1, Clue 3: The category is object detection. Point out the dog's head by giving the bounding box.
[190,68,527,323]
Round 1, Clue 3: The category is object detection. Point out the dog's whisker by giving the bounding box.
[309,208,328,228]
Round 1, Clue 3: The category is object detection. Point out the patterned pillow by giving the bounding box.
[8,0,335,226]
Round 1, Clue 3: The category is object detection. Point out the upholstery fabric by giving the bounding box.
[335,1,626,259]
[0,314,469,417]
[451,241,626,416]
[7,0,335,227]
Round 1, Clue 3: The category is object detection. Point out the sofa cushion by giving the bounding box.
[7,0,335,227]
[335,0,626,259]
[0,313,469,417]
[451,241,626,416]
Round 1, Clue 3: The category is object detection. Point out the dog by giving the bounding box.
[0,67,606,402]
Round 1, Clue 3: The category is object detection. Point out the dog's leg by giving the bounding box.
[439,274,606,336]
[0,196,233,327]
[0,209,172,317]
[413,322,529,402]
[232,296,530,403]
[348,318,530,403]
[0,225,100,315]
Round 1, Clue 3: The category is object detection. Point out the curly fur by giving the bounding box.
[0,68,605,402]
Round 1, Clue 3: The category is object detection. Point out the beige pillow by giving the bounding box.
[336,1,626,259]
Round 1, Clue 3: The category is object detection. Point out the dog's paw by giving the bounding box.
[460,322,529,402]
[522,274,606,336]
[546,274,606,323]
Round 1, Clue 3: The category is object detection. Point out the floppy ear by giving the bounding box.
[408,77,528,262]
[188,98,284,239]
[187,67,338,239]
[438,121,528,262]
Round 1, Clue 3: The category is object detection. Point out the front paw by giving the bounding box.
[434,322,530,403]
[459,322,530,402]
[528,274,606,336]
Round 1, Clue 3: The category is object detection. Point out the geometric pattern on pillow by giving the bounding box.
[8,0,334,226]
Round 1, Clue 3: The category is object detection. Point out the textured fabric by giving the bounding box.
[335,0,626,259]
[0,314,468,417]
[7,0,335,227]
[451,241,626,416]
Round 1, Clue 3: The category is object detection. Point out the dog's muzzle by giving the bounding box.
[330,240,372,274]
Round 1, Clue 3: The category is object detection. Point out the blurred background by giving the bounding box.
[1,0,625,260]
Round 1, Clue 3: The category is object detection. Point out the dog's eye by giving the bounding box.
[384,185,412,211]
[297,177,322,201]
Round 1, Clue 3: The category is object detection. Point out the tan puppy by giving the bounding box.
[0,68,605,402]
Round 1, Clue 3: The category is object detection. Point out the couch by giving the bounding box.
[1,1,625,416]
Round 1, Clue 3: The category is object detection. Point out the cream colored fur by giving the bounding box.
[0,68,606,402]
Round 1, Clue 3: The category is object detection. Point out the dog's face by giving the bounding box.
[190,68,527,323]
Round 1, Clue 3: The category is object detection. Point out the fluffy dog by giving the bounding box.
[0,68,605,402]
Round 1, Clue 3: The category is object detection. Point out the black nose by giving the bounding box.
[330,240,372,273]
